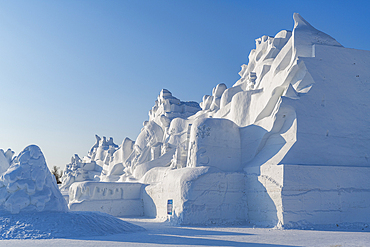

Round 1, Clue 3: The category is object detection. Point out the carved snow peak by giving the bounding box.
[149,89,201,127]
[292,13,342,58]
[0,145,68,214]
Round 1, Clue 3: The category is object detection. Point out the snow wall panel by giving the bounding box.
[68,182,145,217]
[282,164,370,228]
[143,167,247,225]
[281,45,370,167]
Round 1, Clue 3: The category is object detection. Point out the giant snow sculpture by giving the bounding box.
[67,13,370,229]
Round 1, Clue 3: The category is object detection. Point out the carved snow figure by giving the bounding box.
[60,154,82,190]
[0,145,68,214]
[213,83,227,109]
[92,136,119,166]
[119,90,201,181]
[187,118,241,172]
[61,135,127,188]
[60,154,102,190]
[149,89,201,127]
[123,120,164,180]
[166,118,192,169]
[100,137,135,182]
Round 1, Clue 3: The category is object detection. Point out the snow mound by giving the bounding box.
[0,211,144,239]
[0,145,68,214]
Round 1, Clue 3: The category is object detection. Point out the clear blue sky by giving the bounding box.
[0,0,369,170]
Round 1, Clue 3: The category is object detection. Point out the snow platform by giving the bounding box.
[69,182,145,217]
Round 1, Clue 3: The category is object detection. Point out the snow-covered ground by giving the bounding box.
[0,217,369,247]
[0,211,144,239]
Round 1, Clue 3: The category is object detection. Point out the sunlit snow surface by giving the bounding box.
[0,218,369,246]
[0,211,144,239]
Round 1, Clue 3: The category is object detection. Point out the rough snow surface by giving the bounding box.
[0,145,67,214]
[0,211,144,239]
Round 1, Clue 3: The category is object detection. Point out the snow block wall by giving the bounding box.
[69,181,145,217]
[280,44,370,166]
[188,118,242,172]
[282,164,370,228]
[141,166,247,225]
[64,13,370,228]
[180,171,247,225]
[245,164,284,227]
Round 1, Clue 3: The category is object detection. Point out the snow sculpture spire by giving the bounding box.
[293,12,314,29]
[88,134,101,157]
[292,13,342,57]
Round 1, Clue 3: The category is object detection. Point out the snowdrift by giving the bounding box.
[0,211,144,239]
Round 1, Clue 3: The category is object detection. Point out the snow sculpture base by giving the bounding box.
[245,164,370,228]
[67,164,370,228]
[69,182,145,217]
[283,164,370,228]
[67,168,247,225]
[143,167,247,225]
